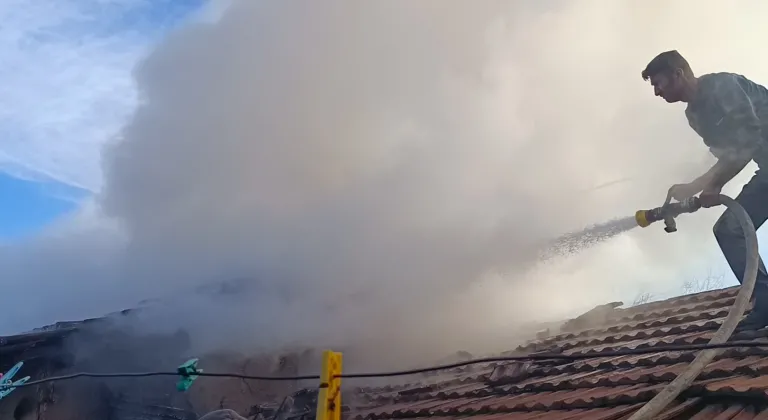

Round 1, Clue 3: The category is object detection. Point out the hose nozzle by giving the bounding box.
[635,197,702,233]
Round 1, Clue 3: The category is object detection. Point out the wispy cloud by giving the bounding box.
[0,0,206,191]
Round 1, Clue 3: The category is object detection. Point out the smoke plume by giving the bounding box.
[4,0,768,367]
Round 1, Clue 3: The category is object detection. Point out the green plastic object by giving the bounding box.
[177,358,202,392]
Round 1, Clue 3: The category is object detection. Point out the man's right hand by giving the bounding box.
[668,182,703,201]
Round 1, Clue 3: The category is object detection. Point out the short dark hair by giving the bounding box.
[641,50,693,81]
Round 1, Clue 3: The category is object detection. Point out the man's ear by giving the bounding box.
[673,68,684,80]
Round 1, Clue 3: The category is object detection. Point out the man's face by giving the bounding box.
[649,72,682,103]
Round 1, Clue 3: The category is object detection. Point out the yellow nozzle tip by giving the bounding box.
[635,210,651,228]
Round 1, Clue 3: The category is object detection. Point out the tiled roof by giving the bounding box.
[349,286,768,420]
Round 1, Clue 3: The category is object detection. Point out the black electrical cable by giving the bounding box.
[4,371,320,389]
[337,340,768,378]
[2,340,768,390]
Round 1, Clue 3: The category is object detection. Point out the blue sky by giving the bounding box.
[0,173,89,239]
[0,0,212,240]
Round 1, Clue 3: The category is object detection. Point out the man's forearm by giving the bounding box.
[695,158,750,191]
[712,157,750,188]
[689,164,719,192]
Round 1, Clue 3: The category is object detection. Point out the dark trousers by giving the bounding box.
[714,171,768,311]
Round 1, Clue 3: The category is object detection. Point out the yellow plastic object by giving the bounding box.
[316,350,343,420]
[635,210,650,228]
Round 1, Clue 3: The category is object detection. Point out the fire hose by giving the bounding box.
[628,194,759,420]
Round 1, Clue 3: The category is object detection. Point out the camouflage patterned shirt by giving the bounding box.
[685,72,768,168]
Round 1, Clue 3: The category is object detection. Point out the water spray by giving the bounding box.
[545,194,704,260]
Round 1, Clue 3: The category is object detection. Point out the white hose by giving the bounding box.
[628,194,759,420]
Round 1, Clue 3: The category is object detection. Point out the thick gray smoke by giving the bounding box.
[3,0,768,365]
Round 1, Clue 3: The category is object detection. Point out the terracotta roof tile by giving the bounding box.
[349,286,768,420]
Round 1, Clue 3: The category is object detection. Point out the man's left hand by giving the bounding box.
[700,187,723,208]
